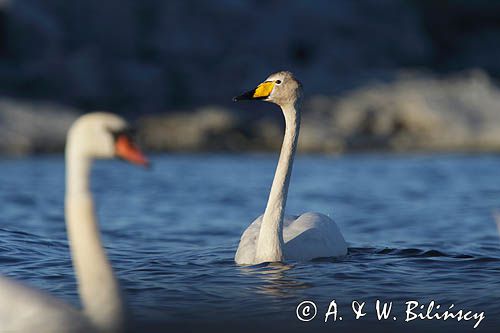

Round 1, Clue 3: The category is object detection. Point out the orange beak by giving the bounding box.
[115,135,150,167]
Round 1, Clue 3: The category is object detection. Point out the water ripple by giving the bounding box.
[1,154,500,331]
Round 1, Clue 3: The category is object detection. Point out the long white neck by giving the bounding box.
[65,142,125,333]
[255,102,301,263]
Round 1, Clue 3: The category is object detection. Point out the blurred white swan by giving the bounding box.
[233,71,347,265]
[0,112,149,333]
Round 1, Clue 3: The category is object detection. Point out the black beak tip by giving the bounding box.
[233,89,256,102]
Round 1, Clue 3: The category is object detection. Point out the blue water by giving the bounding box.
[1,154,500,332]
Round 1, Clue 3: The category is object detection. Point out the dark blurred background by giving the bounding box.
[1,0,500,155]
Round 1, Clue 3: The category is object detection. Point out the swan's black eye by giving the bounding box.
[276,80,282,84]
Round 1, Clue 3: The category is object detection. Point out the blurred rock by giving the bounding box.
[139,107,242,152]
[314,69,500,152]
[0,98,78,155]
[2,70,500,155]
[138,70,500,153]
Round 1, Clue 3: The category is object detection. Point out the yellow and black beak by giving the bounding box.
[233,81,275,102]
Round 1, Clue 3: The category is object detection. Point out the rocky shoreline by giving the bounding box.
[2,70,500,155]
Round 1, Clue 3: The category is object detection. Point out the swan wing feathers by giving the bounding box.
[234,214,264,265]
[235,212,347,264]
[283,212,347,261]
[0,275,94,333]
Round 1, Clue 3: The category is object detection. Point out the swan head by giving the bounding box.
[233,71,303,107]
[66,112,149,167]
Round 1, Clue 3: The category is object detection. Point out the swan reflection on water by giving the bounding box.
[238,262,312,297]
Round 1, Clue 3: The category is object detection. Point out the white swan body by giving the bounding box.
[0,112,148,333]
[0,276,94,332]
[233,72,347,265]
[235,213,347,265]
